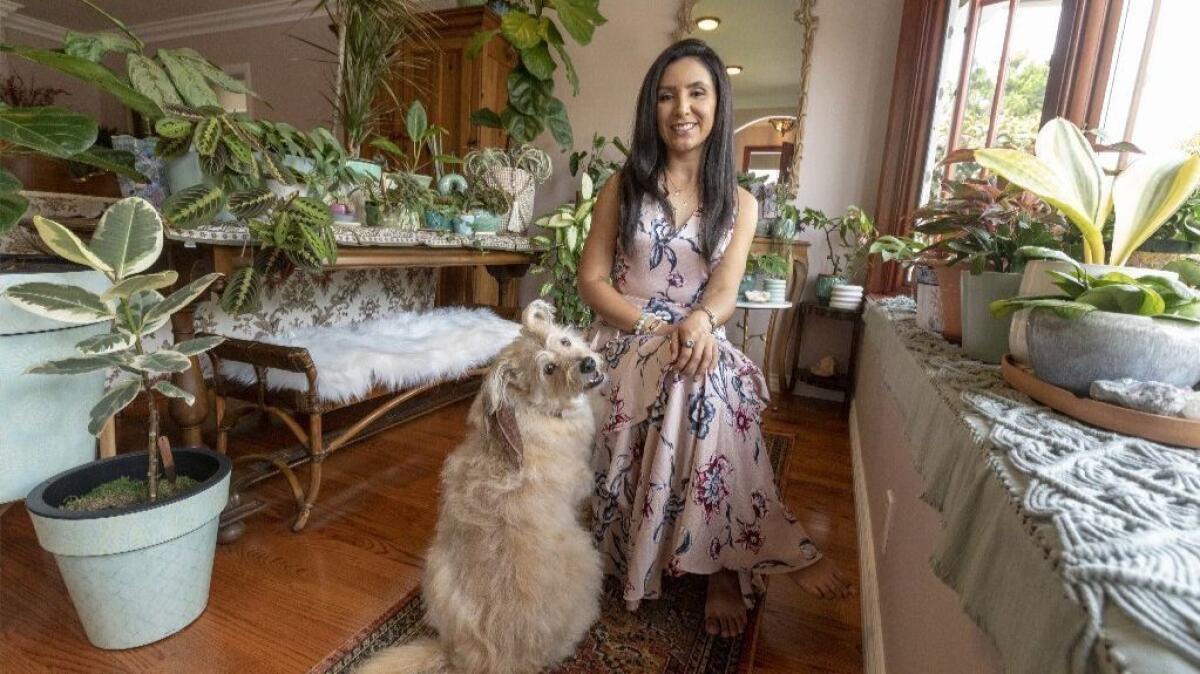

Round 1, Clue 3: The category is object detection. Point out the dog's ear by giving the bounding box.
[481,359,524,467]
[521,299,556,339]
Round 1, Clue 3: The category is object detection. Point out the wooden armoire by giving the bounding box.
[379,6,518,307]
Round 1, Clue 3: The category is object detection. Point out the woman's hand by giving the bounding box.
[668,312,717,376]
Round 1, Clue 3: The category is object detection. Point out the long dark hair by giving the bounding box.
[619,39,736,262]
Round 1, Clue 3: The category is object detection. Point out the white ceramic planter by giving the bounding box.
[1,267,110,504]
[960,271,1022,364]
[1009,263,1181,363]
[25,448,231,649]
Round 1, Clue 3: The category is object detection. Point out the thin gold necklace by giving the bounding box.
[664,172,697,213]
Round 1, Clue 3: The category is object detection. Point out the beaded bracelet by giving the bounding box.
[695,303,719,333]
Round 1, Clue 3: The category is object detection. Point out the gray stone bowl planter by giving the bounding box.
[25,447,231,649]
[1026,309,1200,396]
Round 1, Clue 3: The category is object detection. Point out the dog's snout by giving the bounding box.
[579,357,597,374]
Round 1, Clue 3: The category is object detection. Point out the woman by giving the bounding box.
[579,39,853,639]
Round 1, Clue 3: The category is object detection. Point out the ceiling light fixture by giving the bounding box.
[695,16,721,31]
[726,65,743,76]
[770,117,796,135]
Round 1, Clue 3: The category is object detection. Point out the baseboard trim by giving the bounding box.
[850,403,887,674]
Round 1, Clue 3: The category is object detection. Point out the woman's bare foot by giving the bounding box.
[705,570,748,638]
[793,557,855,599]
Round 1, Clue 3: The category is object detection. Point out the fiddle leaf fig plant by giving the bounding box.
[466,0,606,150]
[1,197,224,503]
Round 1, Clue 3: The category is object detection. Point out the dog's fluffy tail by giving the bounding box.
[353,638,452,674]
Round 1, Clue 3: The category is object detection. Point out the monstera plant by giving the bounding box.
[3,197,222,502]
[973,118,1200,266]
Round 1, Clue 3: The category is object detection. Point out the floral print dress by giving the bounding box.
[589,197,821,610]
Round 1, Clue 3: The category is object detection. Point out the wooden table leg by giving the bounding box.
[784,307,811,392]
[485,264,530,315]
[170,306,208,448]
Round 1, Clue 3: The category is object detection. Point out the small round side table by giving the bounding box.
[734,300,793,397]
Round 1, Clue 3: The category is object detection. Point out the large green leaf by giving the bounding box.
[227,187,276,219]
[4,282,113,323]
[30,216,112,273]
[975,147,1104,263]
[220,265,262,314]
[76,331,135,355]
[28,353,124,377]
[142,272,221,330]
[0,44,163,119]
[172,335,224,357]
[405,101,429,145]
[126,53,183,108]
[551,0,606,45]
[988,297,1096,320]
[470,107,503,129]
[1110,153,1200,266]
[501,107,543,144]
[64,31,138,62]
[1077,284,1165,315]
[130,350,191,375]
[508,69,553,116]
[120,289,164,334]
[158,50,220,108]
[466,28,500,59]
[1035,118,1104,230]
[88,379,140,436]
[544,97,573,150]
[90,197,164,279]
[1165,258,1200,288]
[0,188,28,235]
[68,147,147,182]
[0,106,97,158]
[501,11,546,50]
[171,48,255,96]
[549,40,580,96]
[101,270,178,302]
[521,42,557,80]
[162,184,225,229]
[153,380,194,406]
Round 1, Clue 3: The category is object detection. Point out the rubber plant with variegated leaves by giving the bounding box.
[2,197,224,503]
[971,118,1200,266]
[531,173,595,327]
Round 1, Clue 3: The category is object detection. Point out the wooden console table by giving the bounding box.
[165,238,537,447]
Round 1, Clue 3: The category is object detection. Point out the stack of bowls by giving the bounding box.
[829,285,864,311]
[763,278,787,303]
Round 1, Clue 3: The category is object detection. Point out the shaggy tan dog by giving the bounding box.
[358,301,605,674]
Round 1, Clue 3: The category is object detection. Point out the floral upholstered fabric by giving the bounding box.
[589,197,820,609]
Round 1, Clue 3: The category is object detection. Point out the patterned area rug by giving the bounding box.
[312,432,794,674]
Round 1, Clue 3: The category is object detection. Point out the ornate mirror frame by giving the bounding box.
[675,0,819,200]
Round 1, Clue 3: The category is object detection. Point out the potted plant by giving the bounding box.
[991,248,1200,395]
[462,144,552,234]
[460,181,513,235]
[2,197,229,649]
[368,100,455,188]
[799,205,876,305]
[743,252,789,300]
[530,173,597,327]
[466,0,608,151]
[365,170,433,229]
[569,133,629,188]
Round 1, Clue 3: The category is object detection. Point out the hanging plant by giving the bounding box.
[465,0,606,150]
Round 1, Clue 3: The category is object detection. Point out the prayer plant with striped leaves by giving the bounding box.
[1,197,224,502]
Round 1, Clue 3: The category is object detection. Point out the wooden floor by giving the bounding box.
[1,392,862,673]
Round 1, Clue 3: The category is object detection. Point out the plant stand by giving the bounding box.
[734,300,792,404]
[784,300,865,415]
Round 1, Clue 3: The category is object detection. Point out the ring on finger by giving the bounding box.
[684,338,696,348]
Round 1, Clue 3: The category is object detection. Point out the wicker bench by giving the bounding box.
[204,306,519,533]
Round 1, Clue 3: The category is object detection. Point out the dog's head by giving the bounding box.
[478,300,605,466]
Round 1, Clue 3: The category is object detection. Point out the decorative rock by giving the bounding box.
[811,355,837,377]
[1089,379,1196,418]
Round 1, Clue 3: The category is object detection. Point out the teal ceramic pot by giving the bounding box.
[468,209,503,234]
[424,209,455,231]
[454,218,473,236]
[815,274,846,305]
[739,274,758,299]
[770,217,797,240]
[25,447,231,649]
[438,173,468,196]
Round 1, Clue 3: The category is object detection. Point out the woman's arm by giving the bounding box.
[578,175,644,332]
[673,187,760,375]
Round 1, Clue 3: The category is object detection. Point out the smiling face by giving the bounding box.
[656,56,718,156]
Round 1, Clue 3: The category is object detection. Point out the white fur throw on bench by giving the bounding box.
[220,307,520,403]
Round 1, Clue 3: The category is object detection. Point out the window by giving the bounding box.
[1098,0,1200,164]
[920,0,1064,201]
